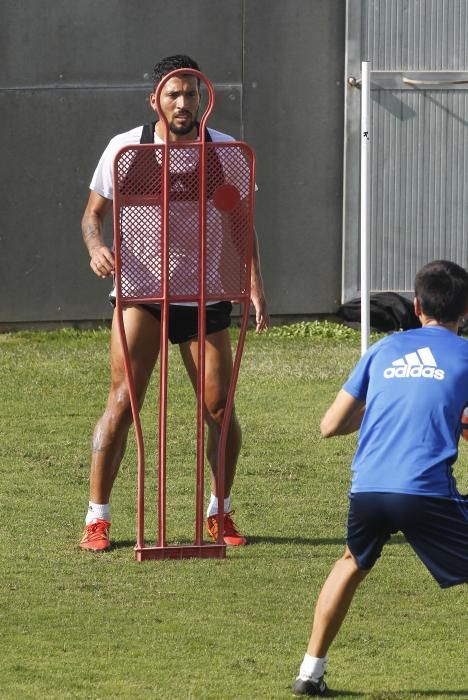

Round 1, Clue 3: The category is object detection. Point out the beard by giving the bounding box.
[169,116,197,136]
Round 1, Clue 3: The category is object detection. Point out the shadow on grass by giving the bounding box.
[110,540,175,551]
[249,535,347,545]
[108,537,347,549]
[247,534,407,546]
[108,535,408,549]
[348,692,468,699]
[318,691,361,697]
[110,540,138,550]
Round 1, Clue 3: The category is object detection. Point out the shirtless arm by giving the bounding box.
[250,226,269,333]
[81,191,114,278]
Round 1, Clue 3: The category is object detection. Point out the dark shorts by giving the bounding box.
[135,301,232,344]
[347,492,468,588]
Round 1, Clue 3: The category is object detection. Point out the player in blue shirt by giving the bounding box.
[292,260,468,696]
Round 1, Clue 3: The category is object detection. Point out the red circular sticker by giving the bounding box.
[212,184,241,211]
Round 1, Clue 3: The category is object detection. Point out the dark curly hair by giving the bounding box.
[152,55,200,91]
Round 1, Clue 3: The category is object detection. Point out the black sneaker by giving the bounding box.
[292,676,328,696]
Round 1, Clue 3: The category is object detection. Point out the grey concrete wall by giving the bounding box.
[0,0,345,325]
[244,0,345,314]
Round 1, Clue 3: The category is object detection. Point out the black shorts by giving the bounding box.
[137,301,232,344]
[347,492,468,588]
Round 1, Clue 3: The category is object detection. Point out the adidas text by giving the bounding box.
[384,346,444,380]
[384,366,445,380]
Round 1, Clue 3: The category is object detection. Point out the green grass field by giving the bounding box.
[1,324,467,699]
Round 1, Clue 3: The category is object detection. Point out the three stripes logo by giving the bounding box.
[383,347,445,381]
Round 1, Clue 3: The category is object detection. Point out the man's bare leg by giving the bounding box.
[179,328,245,544]
[293,547,369,695]
[308,547,369,657]
[179,327,241,498]
[87,306,160,509]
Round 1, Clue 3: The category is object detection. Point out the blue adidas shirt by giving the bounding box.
[344,326,468,498]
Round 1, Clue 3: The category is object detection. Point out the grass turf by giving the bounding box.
[1,324,467,699]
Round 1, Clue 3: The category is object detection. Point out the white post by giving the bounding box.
[360,61,371,355]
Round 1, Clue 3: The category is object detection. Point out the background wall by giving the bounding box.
[343,0,468,301]
[0,0,346,326]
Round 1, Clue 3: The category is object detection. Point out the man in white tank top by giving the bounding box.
[79,55,269,552]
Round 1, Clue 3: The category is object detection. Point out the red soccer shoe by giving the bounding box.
[206,511,247,546]
[79,519,111,552]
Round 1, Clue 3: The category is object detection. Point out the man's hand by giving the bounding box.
[251,290,269,333]
[89,245,115,279]
[249,227,269,333]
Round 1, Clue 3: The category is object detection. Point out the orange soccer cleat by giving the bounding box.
[206,510,247,546]
[79,519,111,552]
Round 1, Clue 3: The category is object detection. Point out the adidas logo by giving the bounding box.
[383,346,445,380]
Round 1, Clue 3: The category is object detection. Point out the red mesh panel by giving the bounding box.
[206,143,252,299]
[116,148,163,298]
[114,142,254,302]
[166,144,201,297]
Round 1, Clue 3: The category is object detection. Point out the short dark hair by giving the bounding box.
[414,260,468,322]
[151,55,200,91]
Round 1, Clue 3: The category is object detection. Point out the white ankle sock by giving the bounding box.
[298,654,328,682]
[85,502,111,525]
[206,494,231,518]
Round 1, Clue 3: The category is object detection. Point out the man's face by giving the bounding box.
[151,75,200,137]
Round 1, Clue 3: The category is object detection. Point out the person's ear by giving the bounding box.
[149,92,158,113]
[413,297,422,317]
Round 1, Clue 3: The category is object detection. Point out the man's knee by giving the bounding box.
[101,384,136,433]
[205,392,229,425]
[340,547,370,581]
[205,397,241,435]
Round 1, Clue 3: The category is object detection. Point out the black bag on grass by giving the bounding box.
[336,292,421,332]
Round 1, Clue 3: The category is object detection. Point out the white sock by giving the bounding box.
[206,494,231,518]
[85,501,111,525]
[298,654,328,682]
